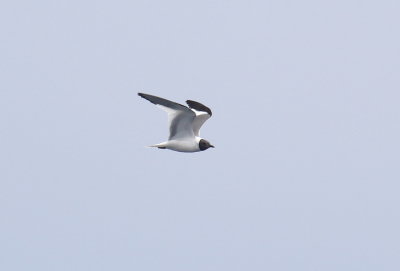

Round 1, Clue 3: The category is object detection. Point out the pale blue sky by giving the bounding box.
[1,0,399,270]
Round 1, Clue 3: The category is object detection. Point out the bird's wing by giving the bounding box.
[186,100,212,137]
[138,93,196,139]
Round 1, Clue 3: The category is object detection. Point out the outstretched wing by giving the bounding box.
[138,93,196,139]
[186,100,212,137]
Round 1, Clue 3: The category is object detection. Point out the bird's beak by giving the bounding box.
[210,145,215,148]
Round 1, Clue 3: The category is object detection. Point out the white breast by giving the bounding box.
[165,138,200,152]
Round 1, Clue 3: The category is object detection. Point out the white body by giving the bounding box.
[152,137,202,152]
[149,104,210,152]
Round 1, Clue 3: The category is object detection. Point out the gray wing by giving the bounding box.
[138,93,196,139]
[186,100,212,136]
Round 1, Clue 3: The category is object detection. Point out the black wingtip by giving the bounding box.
[138,93,190,111]
[186,100,212,116]
[138,92,156,105]
[138,92,157,104]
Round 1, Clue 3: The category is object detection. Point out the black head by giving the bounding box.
[199,139,215,151]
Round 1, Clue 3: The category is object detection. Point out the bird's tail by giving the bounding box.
[147,142,167,149]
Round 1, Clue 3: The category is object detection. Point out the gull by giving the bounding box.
[138,93,214,152]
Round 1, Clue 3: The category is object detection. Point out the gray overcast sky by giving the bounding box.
[1,0,399,270]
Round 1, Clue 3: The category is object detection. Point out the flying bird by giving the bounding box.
[138,93,214,152]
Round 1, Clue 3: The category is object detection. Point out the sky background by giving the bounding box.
[1,0,399,270]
